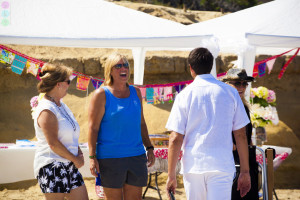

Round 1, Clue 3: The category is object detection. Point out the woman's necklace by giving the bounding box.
[45,94,77,132]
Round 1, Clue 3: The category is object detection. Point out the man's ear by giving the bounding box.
[189,65,196,78]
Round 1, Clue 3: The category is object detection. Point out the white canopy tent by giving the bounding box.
[0,0,215,84]
[187,0,300,80]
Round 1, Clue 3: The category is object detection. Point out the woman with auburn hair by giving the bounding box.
[33,63,88,200]
[88,53,155,200]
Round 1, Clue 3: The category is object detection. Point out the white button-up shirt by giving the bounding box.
[166,74,249,174]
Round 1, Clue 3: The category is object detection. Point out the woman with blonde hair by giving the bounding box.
[88,53,155,200]
[222,67,258,200]
[33,63,88,200]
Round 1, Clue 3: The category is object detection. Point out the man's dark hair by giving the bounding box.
[188,47,214,75]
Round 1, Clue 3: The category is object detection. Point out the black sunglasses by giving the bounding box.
[114,63,129,69]
[63,80,71,85]
[230,81,248,87]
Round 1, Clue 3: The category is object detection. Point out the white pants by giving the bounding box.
[183,171,234,200]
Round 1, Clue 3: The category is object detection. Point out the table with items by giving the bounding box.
[0,141,292,200]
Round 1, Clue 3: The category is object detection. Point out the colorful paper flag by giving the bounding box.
[139,87,146,101]
[174,84,185,93]
[278,48,300,79]
[26,60,40,76]
[91,79,103,90]
[252,64,258,78]
[266,58,276,74]
[70,73,77,81]
[258,63,266,77]
[0,48,15,64]
[217,72,227,80]
[163,86,173,102]
[76,75,90,91]
[36,64,44,81]
[146,87,154,104]
[11,55,27,75]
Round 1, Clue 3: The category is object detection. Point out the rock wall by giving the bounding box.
[0,46,300,188]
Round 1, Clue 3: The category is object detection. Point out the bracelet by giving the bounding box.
[146,146,154,151]
[89,155,97,159]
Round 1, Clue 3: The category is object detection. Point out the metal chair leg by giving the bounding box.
[142,172,152,199]
[142,172,162,200]
[273,188,279,200]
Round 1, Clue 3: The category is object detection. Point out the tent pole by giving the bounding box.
[132,47,146,85]
[238,44,256,101]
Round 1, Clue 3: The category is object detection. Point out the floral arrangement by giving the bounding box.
[250,87,279,127]
[30,93,45,119]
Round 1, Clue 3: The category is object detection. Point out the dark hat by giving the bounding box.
[222,68,254,82]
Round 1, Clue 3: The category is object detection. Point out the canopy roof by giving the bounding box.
[187,0,300,53]
[0,0,211,49]
[0,0,215,84]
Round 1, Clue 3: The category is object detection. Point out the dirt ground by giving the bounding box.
[0,174,300,200]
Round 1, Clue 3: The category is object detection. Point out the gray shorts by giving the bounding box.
[98,154,148,188]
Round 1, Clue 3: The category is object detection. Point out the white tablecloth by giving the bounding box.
[0,146,92,184]
[0,145,292,184]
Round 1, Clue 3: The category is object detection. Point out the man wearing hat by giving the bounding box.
[223,67,258,200]
[166,48,251,200]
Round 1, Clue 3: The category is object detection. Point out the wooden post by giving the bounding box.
[267,149,274,200]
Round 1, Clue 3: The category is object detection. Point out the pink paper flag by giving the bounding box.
[266,59,276,74]
[163,86,172,101]
[139,87,146,100]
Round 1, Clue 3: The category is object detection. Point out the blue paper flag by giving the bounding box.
[91,79,103,89]
[11,55,27,75]
[258,63,266,77]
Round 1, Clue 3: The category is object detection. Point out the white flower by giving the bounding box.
[48,170,53,176]
[49,181,54,189]
[60,168,67,176]
[52,162,61,168]
[55,176,61,183]
[62,177,68,186]
[73,173,78,179]
[40,176,48,185]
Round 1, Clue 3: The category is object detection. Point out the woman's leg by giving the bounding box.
[44,193,65,200]
[123,184,143,200]
[103,187,123,200]
[65,185,89,200]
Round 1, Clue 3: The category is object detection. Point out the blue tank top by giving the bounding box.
[96,85,145,159]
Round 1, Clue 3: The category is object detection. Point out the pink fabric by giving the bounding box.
[255,153,288,165]
[154,148,183,160]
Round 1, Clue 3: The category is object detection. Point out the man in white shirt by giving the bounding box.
[166,47,251,200]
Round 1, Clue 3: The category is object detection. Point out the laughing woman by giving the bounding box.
[88,53,155,200]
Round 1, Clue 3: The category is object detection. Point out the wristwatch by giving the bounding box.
[146,145,154,151]
[89,155,97,159]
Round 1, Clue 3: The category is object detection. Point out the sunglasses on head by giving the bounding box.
[114,63,129,69]
[64,80,71,85]
[230,81,249,87]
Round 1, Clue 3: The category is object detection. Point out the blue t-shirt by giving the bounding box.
[96,85,145,159]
